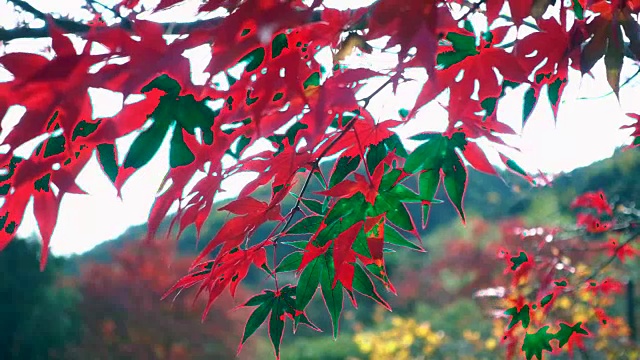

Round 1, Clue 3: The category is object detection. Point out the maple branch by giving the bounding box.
[353,128,374,184]
[0,6,325,42]
[7,0,46,18]
[583,228,640,282]
[498,15,540,31]
[272,77,393,244]
[359,77,394,108]
[456,0,486,22]
[86,0,125,21]
[578,66,640,100]
[1,0,93,41]
[267,106,360,290]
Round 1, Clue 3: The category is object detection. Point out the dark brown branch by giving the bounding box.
[456,0,486,22]
[86,0,121,18]
[7,0,47,19]
[0,6,324,42]
[2,0,93,41]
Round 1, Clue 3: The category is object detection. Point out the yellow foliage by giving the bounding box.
[353,316,446,360]
[556,296,572,310]
[462,330,481,342]
[485,338,498,350]
[571,304,592,324]
[578,288,594,302]
[575,263,591,277]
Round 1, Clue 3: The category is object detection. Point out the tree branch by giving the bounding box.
[270,76,393,245]
[456,0,486,22]
[2,0,93,41]
[7,0,47,19]
[584,228,640,282]
[0,6,324,42]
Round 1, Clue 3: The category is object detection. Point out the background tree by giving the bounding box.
[0,238,80,359]
[65,238,251,359]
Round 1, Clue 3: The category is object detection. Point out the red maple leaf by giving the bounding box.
[462,141,498,176]
[586,277,625,296]
[594,307,611,326]
[316,174,377,205]
[621,113,640,148]
[571,191,613,216]
[576,213,612,233]
[331,222,363,290]
[515,18,586,121]
[164,243,267,319]
[367,0,457,90]
[119,0,141,9]
[605,238,638,263]
[410,27,528,121]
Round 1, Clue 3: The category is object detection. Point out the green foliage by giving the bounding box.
[280,333,365,360]
[320,255,343,338]
[510,251,529,271]
[0,238,80,359]
[522,326,554,360]
[505,305,531,329]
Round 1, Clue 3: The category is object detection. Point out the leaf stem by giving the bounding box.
[264,76,392,289]
[87,0,127,22]
[578,66,640,100]
[353,128,374,184]
[359,77,394,108]
[277,77,392,238]
[498,15,541,31]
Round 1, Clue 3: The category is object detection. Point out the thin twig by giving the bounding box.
[353,128,374,183]
[456,0,487,22]
[578,66,640,100]
[0,7,325,42]
[87,0,130,25]
[271,76,393,244]
[265,78,393,288]
[360,77,394,108]
[498,15,541,31]
[583,228,640,282]
[267,100,360,290]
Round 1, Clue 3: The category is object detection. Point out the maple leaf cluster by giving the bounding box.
[393,190,639,359]
[1,0,640,358]
[477,192,637,359]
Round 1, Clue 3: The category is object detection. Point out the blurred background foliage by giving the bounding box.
[3,148,640,359]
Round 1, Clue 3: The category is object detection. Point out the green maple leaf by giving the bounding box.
[510,251,528,271]
[522,326,554,360]
[505,304,530,329]
[405,132,468,222]
[554,322,588,348]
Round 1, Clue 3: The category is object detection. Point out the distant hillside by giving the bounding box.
[66,148,640,274]
[504,148,640,225]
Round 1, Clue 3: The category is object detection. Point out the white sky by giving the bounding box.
[0,0,638,255]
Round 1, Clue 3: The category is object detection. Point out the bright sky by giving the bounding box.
[0,0,638,256]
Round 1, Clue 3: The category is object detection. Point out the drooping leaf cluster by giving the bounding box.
[1,0,640,358]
